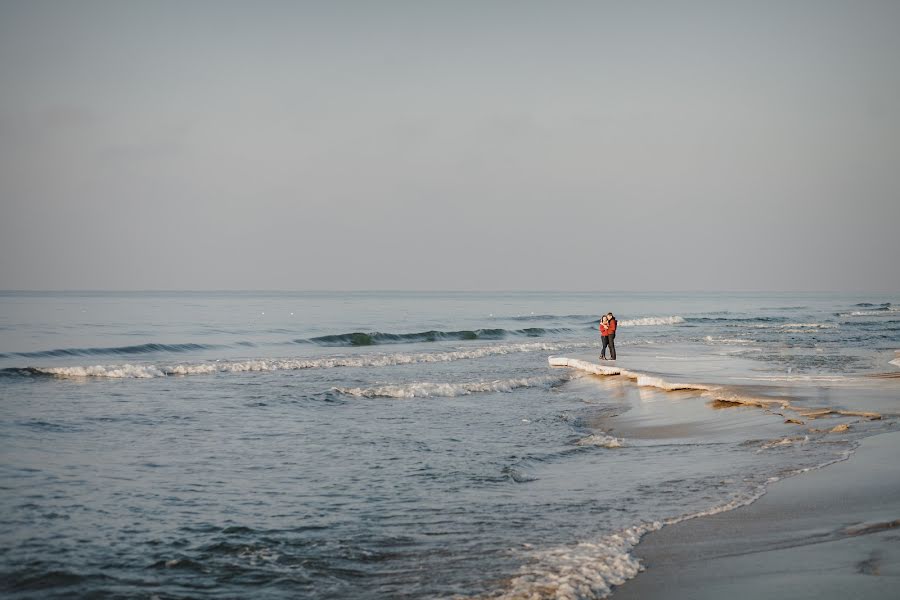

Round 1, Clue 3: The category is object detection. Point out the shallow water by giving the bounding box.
[1,291,898,598]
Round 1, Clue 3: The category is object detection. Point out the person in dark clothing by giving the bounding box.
[599,315,611,360]
[605,312,617,360]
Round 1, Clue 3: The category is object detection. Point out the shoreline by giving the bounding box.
[611,428,900,599]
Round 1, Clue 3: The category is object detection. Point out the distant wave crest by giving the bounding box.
[840,307,898,317]
[4,342,221,359]
[304,327,569,346]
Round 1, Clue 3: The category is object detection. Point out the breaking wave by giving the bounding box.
[495,524,652,599]
[1,342,596,380]
[333,374,570,398]
[840,303,896,317]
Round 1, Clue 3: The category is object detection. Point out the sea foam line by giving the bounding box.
[490,482,775,600]
[333,374,570,398]
[487,442,859,600]
[15,342,598,380]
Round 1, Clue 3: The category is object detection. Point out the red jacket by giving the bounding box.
[599,322,610,336]
[607,318,617,334]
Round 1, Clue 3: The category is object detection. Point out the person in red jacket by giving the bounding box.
[599,315,611,360]
[605,312,617,360]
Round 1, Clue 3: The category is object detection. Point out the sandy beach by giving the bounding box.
[612,429,900,599]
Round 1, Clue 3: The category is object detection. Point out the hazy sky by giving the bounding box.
[1,0,898,291]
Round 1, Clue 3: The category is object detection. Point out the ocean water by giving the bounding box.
[1,291,899,599]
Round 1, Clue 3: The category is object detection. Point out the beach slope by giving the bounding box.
[612,430,900,599]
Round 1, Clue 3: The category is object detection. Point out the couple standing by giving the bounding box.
[599,312,617,361]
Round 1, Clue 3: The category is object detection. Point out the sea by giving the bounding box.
[1,291,899,599]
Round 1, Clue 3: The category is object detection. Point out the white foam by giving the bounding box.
[38,364,168,378]
[334,374,569,398]
[576,433,623,448]
[31,342,597,379]
[890,358,900,369]
[498,523,657,600]
[617,316,684,327]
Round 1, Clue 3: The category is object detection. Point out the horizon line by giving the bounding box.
[2,288,899,295]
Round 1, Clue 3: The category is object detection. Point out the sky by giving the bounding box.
[1,0,898,291]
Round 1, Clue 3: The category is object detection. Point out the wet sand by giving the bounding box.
[611,429,900,599]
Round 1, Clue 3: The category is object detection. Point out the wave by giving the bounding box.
[891,358,900,369]
[854,302,891,307]
[304,327,569,346]
[1,341,597,380]
[333,374,570,398]
[1,342,221,359]
[548,357,713,392]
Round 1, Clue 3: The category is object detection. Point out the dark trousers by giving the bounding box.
[602,334,616,359]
